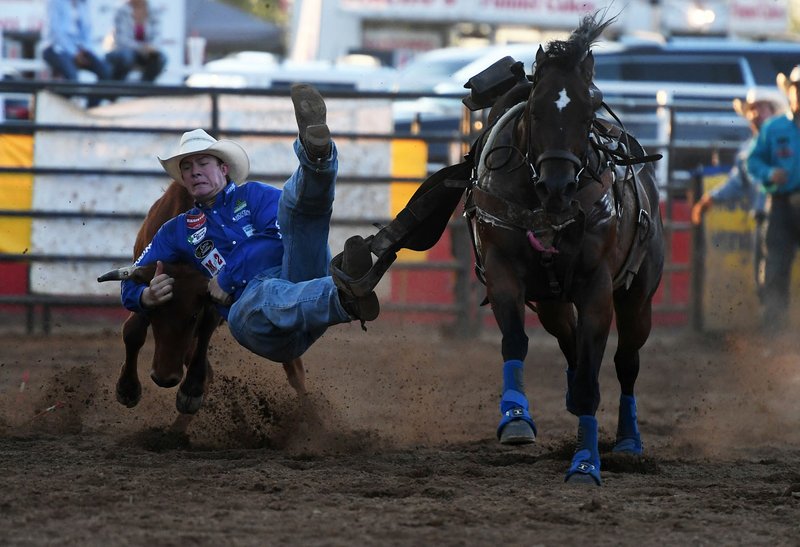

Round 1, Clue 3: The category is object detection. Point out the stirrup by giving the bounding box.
[330,236,397,298]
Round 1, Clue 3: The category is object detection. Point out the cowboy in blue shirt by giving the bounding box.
[42,0,112,107]
[692,89,783,300]
[747,65,800,328]
[121,85,381,363]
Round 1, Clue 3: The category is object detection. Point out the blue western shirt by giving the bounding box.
[121,181,283,318]
[747,114,800,195]
[45,0,93,56]
[710,137,766,215]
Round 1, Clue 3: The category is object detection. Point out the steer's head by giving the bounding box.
[99,263,219,387]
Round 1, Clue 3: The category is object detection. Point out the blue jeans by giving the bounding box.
[227,139,352,363]
[106,48,166,82]
[42,46,111,107]
[762,192,800,327]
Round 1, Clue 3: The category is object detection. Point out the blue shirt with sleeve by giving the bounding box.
[709,137,766,215]
[747,114,800,195]
[45,0,93,56]
[121,181,283,319]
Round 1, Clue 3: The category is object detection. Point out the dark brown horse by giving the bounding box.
[466,14,664,485]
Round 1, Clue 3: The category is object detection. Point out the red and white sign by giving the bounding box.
[340,0,601,26]
[728,0,787,35]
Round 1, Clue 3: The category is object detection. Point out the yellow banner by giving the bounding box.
[390,139,428,262]
[702,171,800,328]
[0,134,34,254]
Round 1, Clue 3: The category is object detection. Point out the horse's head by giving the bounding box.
[525,47,596,216]
[522,14,613,217]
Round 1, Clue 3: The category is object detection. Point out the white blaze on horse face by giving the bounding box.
[555,88,570,112]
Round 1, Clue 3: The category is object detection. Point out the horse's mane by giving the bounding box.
[541,11,617,69]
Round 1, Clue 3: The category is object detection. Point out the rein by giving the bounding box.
[594,102,663,166]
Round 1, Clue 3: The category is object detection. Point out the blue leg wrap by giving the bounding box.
[565,368,578,415]
[613,394,643,454]
[496,360,537,439]
[565,415,601,485]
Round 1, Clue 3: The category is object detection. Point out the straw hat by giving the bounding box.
[732,88,785,117]
[158,129,250,184]
[776,65,800,95]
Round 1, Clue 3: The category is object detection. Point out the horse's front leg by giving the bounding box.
[610,273,657,455]
[117,312,149,408]
[565,274,614,486]
[485,250,536,445]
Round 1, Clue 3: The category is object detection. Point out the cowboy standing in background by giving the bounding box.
[692,89,783,301]
[747,66,800,329]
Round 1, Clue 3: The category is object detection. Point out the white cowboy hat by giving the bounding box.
[732,87,785,117]
[776,65,800,95]
[158,129,250,184]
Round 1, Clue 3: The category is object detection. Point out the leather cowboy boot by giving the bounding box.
[334,235,379,328]
[290,83,331,160]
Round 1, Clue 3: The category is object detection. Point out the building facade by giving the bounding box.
[289,0,794,65]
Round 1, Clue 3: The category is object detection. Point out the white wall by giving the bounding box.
[28,90,397,297]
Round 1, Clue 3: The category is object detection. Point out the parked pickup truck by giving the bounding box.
[591,39,799,171]
[396,39,800,176]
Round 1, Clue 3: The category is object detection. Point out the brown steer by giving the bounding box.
[99,182,306,414]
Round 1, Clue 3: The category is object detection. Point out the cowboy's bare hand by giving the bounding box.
[74,49,91,69]
[691,194,713,225]
[208,275,233,306]
[141,260,174,308]
[770,168,788,187]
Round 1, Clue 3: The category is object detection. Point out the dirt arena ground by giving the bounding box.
[1,317,799,546]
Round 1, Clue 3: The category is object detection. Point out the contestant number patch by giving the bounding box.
[195,241,226,275]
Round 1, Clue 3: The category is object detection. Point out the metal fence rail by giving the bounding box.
[1,80,743,334]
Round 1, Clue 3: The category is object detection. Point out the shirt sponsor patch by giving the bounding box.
[194,240,226,275]
[186,212,206,230]
[194,239,215,259]
[243,224,254,237]
[133,242,151,266]
[234,199,247,213]
[233,209,250,222]
[187,226,207,245]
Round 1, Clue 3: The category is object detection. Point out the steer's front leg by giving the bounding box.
[117,312,149,408]
[176,307,219,415]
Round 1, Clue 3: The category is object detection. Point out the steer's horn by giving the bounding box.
[97,265,138,282]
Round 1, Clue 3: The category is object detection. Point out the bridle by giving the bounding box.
[524,65,591,193]
[528,148,587,188]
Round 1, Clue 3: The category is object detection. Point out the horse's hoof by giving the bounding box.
[565,472,601,486]
[499,419,536,445]
[565,460,602,486]
[176,390,203,415]
[612,436,643,455]
[116,380,142,408]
